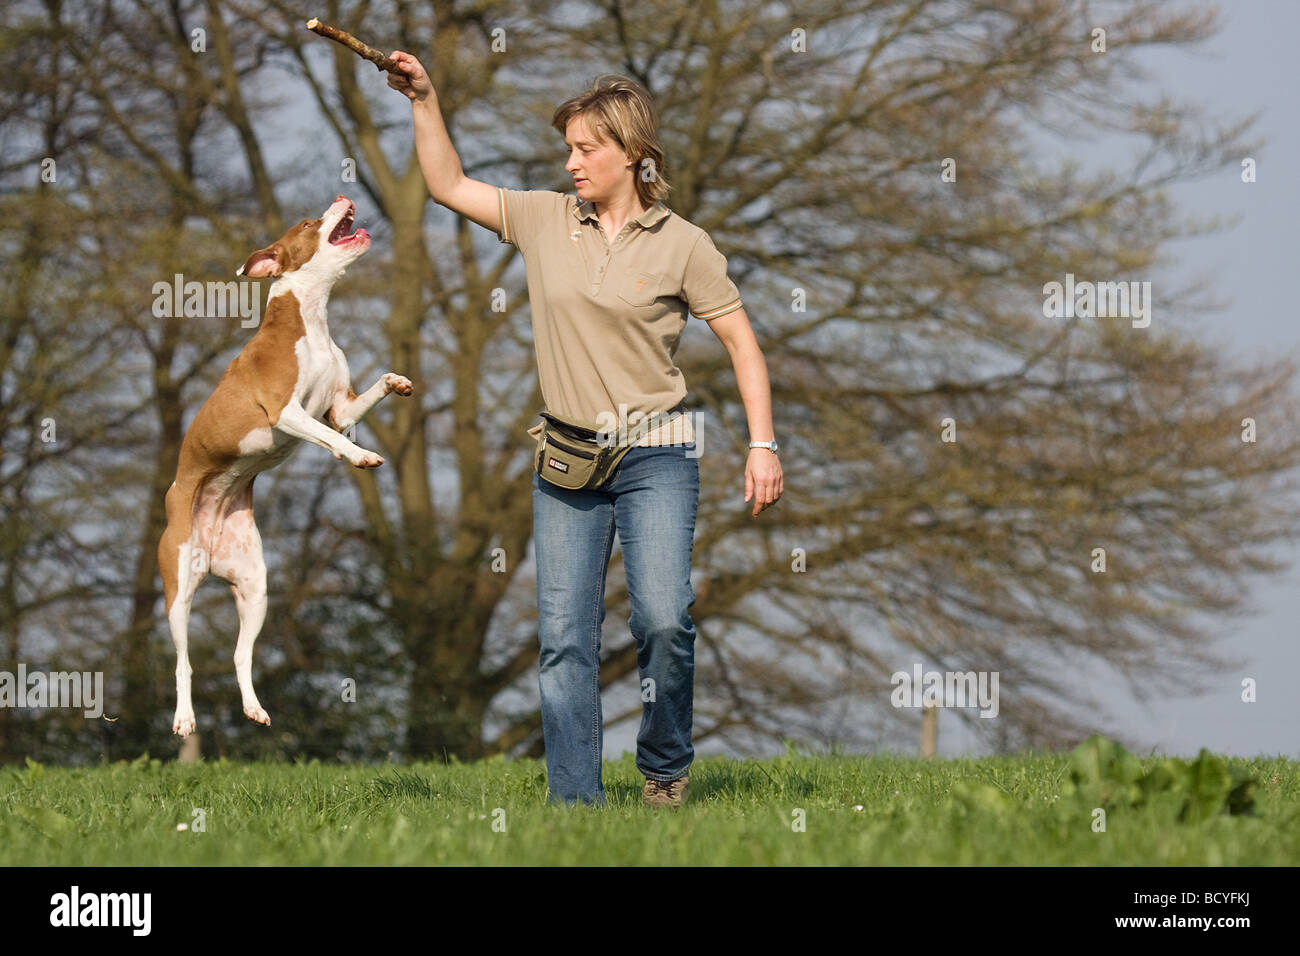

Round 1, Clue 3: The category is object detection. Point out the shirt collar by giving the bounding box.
[573,198,669,229]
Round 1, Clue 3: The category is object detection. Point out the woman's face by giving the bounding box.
[563,114,632,204]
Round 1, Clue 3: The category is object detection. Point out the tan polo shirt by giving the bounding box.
[496,187,743,446]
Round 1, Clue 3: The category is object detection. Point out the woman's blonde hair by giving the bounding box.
[552,74,671,208]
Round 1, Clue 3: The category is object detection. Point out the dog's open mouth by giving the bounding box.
[328,205,367,245]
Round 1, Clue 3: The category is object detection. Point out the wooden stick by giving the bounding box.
[305,17,403,76]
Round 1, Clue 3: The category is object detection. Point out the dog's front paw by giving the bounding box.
[383,373,413,397]
[349,449,385,468]
[243,704,271,727]
[173,712,196,737]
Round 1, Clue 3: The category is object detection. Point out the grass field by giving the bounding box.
[3,747,1298,865]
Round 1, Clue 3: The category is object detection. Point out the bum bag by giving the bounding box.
[533,405,683,491]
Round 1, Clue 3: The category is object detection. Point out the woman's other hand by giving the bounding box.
[745,448,783,516]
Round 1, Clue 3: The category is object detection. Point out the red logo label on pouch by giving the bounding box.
[547,457,569,473]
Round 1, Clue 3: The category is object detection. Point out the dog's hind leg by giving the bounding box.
[210,481,271,727]
[159,480,209,737]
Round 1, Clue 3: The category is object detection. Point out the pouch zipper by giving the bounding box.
[540,412,600,442]
[543,431,599,459]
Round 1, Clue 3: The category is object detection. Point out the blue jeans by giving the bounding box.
[532,442,700,807]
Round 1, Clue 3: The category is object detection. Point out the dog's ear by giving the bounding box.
[237,243,285,278]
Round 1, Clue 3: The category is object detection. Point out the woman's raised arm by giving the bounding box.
[388,50,501,234]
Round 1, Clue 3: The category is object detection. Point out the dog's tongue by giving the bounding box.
[329,209,358,244]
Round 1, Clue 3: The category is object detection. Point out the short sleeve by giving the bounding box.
[497,187,568,252]
[681,232,742,320]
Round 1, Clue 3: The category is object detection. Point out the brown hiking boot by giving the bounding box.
[643,774,690,808]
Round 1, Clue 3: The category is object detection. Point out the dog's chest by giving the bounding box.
[293,329,346,419]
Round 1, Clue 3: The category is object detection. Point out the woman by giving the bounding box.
[389,52,783,808]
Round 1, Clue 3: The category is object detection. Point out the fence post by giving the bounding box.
[921,703,937,757]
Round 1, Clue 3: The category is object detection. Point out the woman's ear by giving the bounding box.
[237,243,285,278]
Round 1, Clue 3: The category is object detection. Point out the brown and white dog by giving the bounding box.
[158,195,411,738]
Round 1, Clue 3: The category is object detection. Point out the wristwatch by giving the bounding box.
[748,440,779,454]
